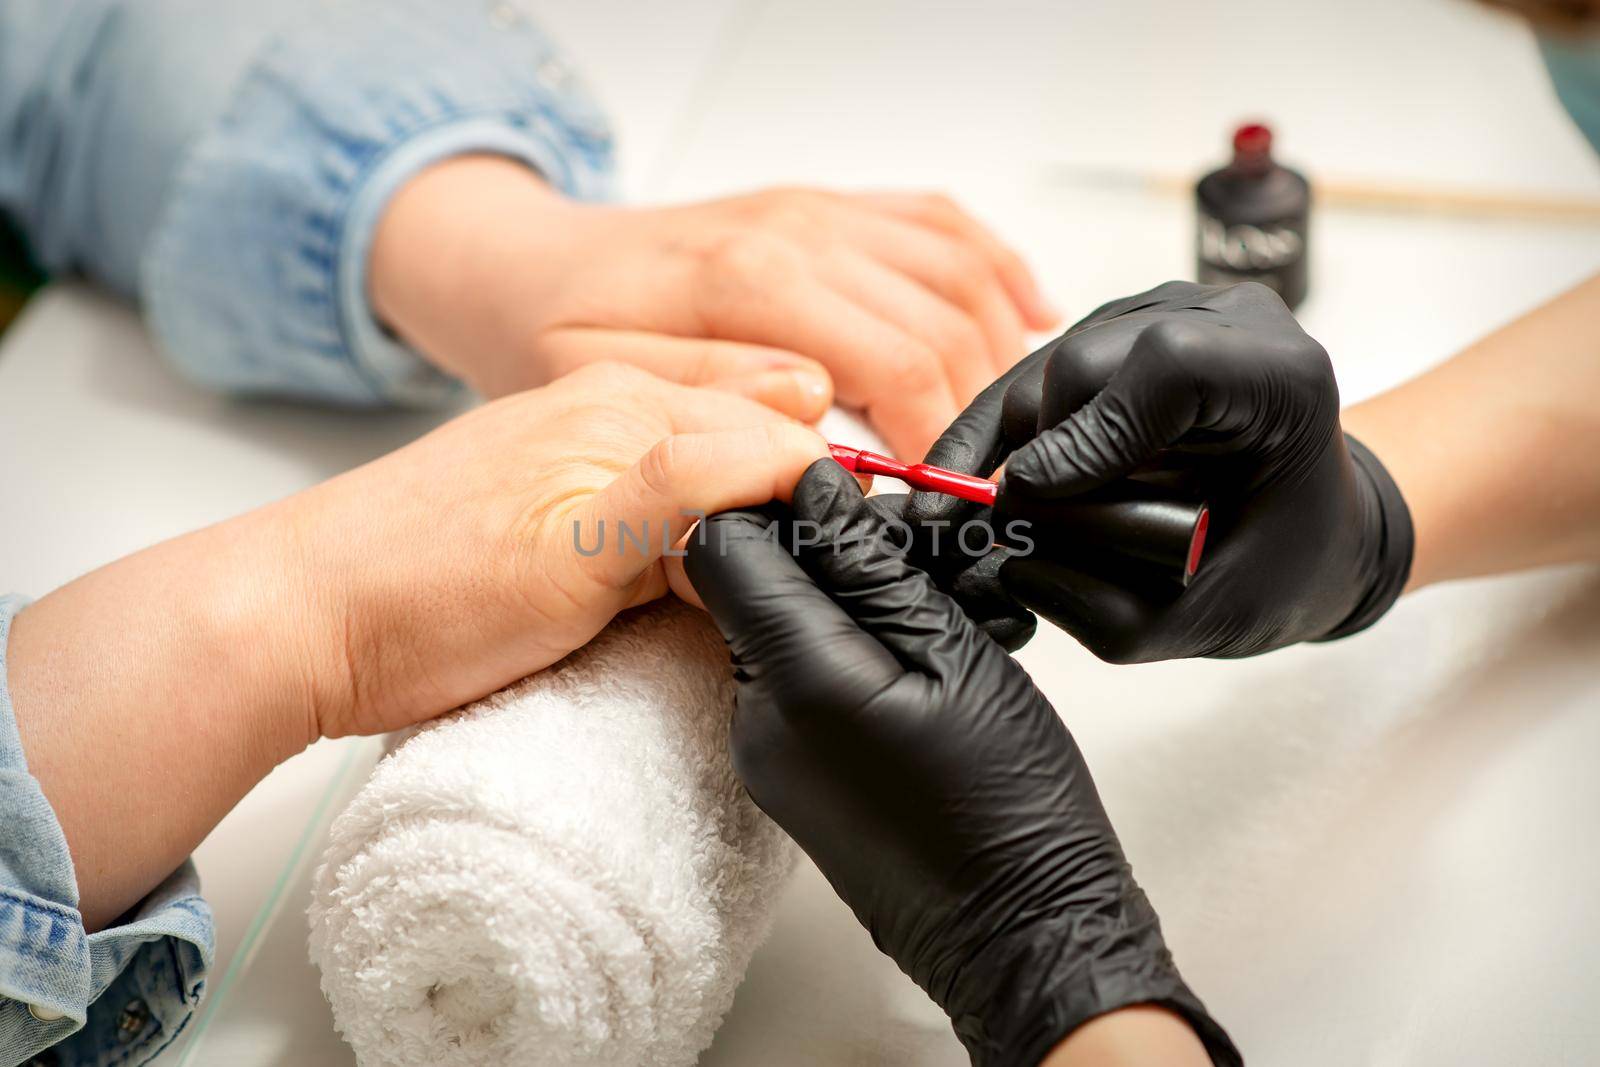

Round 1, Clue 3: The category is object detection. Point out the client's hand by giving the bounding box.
[369,156,1058,460]
[685,459,1238,1067]
[286,362,827,739]
[6,363,822,929]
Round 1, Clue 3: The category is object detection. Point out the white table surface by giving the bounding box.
[3,1,1599,1064]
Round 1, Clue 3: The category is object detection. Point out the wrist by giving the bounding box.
[247,497,360,751]
[369,154,579,395]
[1317,433,1415,641]
[942,906,1238,1067]
[1040,1006,1217,1067]
[1341,396,1435,591]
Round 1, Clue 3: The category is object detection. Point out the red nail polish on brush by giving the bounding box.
[827,443,1210,586]
[828,444,998,506]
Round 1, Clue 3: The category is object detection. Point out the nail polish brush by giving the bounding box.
[827,443,1210,585]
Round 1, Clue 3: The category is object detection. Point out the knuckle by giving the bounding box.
[921,191,963,220]
[1288,337,1339,405]
[1048,331,1095,369]
[637,436,686,500]
[1149,279,1206,303]
[1139,318,1207,365]
[1045,333,1118,408]
[763,419,824,461]
[566,359,650,393]
[887,343,945,394]
[747,188,833,235]
[1294,337,1335,383]
[995,244,1029,278]
[1228,280,1286,309]
[937,314,987,358]
[703,231,804,290]
[945,245,989,293]
[684,341,724,386]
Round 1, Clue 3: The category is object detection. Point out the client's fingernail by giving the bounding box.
[728,369,832,419]
[788,368,833,416]
[795,368,831,400]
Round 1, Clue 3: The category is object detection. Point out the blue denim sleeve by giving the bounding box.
[143,0,615,406]
[1539,29,1600,159]
[0,596,215,1067]
[0,0,614,407]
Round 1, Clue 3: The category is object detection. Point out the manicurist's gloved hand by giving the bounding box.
[911,281,1414,662]
[861,491,1038,651]
[685,460,1240,1067]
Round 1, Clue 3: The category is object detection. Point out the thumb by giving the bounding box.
[790,460,999,678]
[686,498,908,711]
[575,422,828,596]
[542,328,833,422]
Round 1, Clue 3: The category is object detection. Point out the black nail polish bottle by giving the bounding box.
[1195,123,1310,309]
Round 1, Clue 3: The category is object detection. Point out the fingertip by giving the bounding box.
[716,365,834,422]
[995,458,1038,499]
[1025,290,1064,330]
[980,612,1037,653]
[803,449,864,487]
[903,485,971,528]
[989,248,1058,330]
[762,422,832,501]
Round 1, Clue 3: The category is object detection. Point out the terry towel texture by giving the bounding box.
[307,601,796,1067]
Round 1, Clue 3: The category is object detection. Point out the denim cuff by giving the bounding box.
[0,596,215,1067]
[142,0,614,408]
[336,116,603,405]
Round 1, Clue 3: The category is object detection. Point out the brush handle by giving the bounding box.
[829,445,998,505]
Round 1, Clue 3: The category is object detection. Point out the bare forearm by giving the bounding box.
[1040,1005,1214,1066]
[1342,271,1600,591]
[5,505,323,930]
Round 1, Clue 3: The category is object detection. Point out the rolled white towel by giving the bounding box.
[307,600,796,1067]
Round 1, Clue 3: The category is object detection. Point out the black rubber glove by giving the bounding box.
[911,280,1413,662]
[863,492,1036,652]
[687,459,1240,1067]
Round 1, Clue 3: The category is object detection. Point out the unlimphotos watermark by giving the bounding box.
[572,512,1034,560]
